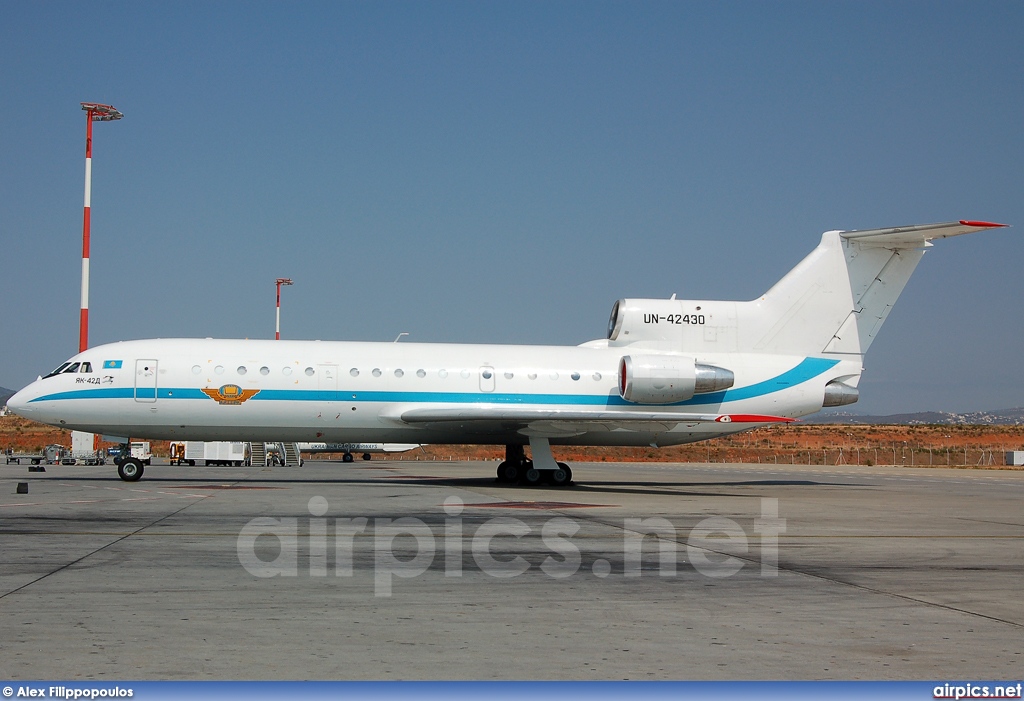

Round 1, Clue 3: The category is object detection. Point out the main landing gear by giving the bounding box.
[495,440,573,488]
[341,452,373,463]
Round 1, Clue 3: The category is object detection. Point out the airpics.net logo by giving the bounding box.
[236,496,786,597]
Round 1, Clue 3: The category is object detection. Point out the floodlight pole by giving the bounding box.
[79,102,123,353]
[276,278,294,340]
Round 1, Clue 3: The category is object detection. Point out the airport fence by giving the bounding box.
[390,445,1018,467]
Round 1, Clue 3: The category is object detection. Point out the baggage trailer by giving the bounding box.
[6,444,70,465]
[5,449,46,465]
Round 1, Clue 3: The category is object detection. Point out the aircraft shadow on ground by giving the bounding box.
[33,473,865,498]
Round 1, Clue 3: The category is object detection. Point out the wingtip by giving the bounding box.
[717,414,797,423]
[959,220,1009,228]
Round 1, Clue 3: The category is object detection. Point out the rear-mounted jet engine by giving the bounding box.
[618,355,734,404]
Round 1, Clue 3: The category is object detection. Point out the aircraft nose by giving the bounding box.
[6,385,36,418]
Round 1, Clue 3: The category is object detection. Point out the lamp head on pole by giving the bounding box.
[81,103,124,121]
[274,278,293,340]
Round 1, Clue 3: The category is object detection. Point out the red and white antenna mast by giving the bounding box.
[79,102,123,353]
[275,278,294,340]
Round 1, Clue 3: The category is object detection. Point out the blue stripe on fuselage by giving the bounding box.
[29,388,135,401]
[674,357,838,405]
[28,388,210,402]
[29,357,839,407]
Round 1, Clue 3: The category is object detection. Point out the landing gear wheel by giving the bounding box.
[496,461,509,482]
[549,464,572,487]
[362,453,371,461]
[118,458,144,482]
[521,466,543,486]
[499,461,522,483]
[342,453,354,463]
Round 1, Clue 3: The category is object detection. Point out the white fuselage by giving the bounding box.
[9,337,855,447]
[9,220,1005,463]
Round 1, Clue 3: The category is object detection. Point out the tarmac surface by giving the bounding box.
[1,458,1022,680]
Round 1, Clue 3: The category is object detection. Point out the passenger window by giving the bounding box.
[416,369,426,378]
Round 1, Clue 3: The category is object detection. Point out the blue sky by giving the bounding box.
[1,1,1021,414]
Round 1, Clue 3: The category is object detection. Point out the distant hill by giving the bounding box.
[0,387,14,407]
[810,407,1024,426]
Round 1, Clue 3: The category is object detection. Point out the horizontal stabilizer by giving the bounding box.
[838,220,1007,248]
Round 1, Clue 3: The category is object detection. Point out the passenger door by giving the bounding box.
[135,359,158,403]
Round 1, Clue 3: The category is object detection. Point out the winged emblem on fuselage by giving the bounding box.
[201,384,260,405]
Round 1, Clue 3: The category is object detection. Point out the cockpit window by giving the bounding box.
[43,360,97,378]
[44,362,72,378]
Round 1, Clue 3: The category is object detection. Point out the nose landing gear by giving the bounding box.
[117,457,144,482]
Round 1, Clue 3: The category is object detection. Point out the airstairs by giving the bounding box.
[248,442,267,467]
[246,442,301,467]
[282,442,302,466]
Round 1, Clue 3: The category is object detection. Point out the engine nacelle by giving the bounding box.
[618,355,735,405]
[822,380,859,407]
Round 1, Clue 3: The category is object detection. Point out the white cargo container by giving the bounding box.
[183,441,247,467]
[1005,451,1024,466]
[67,431,105,465]
[72,431,95,458]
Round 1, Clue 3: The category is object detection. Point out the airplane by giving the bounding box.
[296,442,422,462]
[8,220,1008,485]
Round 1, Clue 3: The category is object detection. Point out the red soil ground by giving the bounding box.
[3,416,1021,468]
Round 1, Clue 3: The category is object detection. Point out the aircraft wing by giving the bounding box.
[398,406,794,437]
[839,220,1007,248]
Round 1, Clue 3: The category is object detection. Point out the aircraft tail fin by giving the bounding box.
[604,220,1007,361]
[753,220,1007,358]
